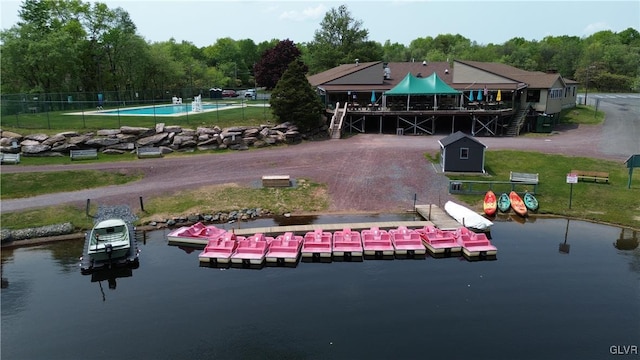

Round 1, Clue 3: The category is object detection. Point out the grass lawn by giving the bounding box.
[447,150,640,227]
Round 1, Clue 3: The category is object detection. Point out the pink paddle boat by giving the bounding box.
[198,232,240,264]
[230,233,272,265]
[388,226,426,257]
[301,229,333,259]
[361,227,394,257]
[266,232,303,264]
[332,228,363,258]
[454,226,497,258]
[167,222,227,244]
[416,225,461,256]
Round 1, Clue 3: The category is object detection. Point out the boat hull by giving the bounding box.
[444,201,493,231]
[483,190,497,216]
[523,192,539,211]
[497,193,511,213]
[509,191,528,217]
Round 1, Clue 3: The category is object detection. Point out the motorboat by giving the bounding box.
[86,218,132,262]
[198,232,240,264]
[388,226,426,256]
[361,227,394,257]
[301,229,333,259]
[230,233,271,265]
[454,226,497,258]
[416,225,461,255]
[266,232,302,263]
[332,228,363,258]
[166,222,227,244]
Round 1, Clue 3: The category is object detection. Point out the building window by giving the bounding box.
[573,86,576,96]
[549,88,563,99]
[526,90,540,102]
[460,147,469,159]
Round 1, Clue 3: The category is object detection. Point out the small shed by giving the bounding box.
[438,131,487,173]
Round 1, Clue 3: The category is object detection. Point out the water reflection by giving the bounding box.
[90,265,138,300]
[559,219,571,254]
[614,228,639,250]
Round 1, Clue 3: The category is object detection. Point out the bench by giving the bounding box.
[70,149,98,160]
[262,175,290,187]
[509,171,539,184]
[136,146,163,159]
[0,153,21,164]
[571,170,609,183]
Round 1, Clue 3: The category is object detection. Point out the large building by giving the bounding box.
[308,60,578,137]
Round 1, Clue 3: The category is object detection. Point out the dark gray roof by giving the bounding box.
[438,131,487,148]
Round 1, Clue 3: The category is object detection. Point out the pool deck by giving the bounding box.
[65,102,245,117]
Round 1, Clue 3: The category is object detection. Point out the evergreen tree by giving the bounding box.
[270,60,324,131]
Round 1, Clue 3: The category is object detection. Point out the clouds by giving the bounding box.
[279,4,327,22]
[582,22,611,37]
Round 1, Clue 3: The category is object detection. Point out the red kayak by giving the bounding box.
[483,190,497,216]
[509,191,528,217]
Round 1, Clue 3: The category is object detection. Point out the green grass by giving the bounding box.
[449,150,640,228]
[558,104,605,125]
[1,170,143,199]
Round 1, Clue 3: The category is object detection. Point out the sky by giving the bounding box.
[1,0,639,47]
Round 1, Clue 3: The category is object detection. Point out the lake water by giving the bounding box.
[2,217,639,360]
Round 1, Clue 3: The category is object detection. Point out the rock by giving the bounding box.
[51,143,79,152]
[42,134,66,146]
[106,142,135,151]
[197,127,219,135]
[0,138,19,146]
[116,133,138,142]
[23,151,64,157]
[85,137,121,147]
[102,149,125,155]
[57,131,80,138]
[244,128,260,137]
[243,136,258,145]
[253,140,268,148]
[96,129,121,136]
[68,135,92,145]
[172,135,195,146]
[187,214,200,222]
[1,130,23,139]
[137,132,168,146]
[155,123,165,133]
[159,146,174,154]
[164,125,182,133]
[20,139,41,146]
[21,144,51,154]
[24,133,49,142]
[120,126,151,135]
[179,128,197,137]
[197,138,218,146]
[229,143,249,150]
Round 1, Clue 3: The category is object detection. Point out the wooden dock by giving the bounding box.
[414,204,460,230]
[168,220,432,247]
[167,204,462,247]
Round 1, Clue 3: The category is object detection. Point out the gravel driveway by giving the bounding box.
[2,95,637,215]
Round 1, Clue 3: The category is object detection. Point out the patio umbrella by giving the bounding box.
[469,90,474,102]
[483,86,488,98]
[477,89,483,101]
[371,91,376,104]
[496,89,502,102]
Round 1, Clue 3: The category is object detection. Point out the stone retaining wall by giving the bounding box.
[0,122,328,156]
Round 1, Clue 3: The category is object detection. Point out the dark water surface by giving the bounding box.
[2,217,639,360]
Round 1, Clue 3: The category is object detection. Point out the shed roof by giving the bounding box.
[438,131,487,148]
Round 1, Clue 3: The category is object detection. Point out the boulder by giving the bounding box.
[1,130,23,139]
[120,126,151,135]
[20,139,41,146]
[164,125,182,133]
[179,128,197,137]
[155,123,165,133]
[243,128,260,137]
[57,131,80,138]
[51,143,79,152]
[197,137,219,146]
[24,133,49,142]
[68,135,92,145]
[172,135,195,146]
[106,142,135,151]
[21,144,52,154]
[42,134,66,146]
[102,148,125,155]
[137,132,168,146]
[85,137,121,147]
[96,129,121,136]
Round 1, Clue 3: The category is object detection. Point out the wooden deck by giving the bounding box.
[168,204,462,247]
[414,204,460,230]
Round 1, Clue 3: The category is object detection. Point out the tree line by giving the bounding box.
[2,1,639,99]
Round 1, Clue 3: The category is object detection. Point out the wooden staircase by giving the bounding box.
[328,102,347,139]
[506,103,531,136]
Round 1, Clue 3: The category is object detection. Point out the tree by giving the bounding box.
[255,39,303,90]
[305,4,371,73]
[270,59,324,131]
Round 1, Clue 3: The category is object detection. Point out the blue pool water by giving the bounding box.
[98,103,228,116]
[1,218,638,359]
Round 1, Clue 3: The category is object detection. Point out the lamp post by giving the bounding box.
[584,65,595,106]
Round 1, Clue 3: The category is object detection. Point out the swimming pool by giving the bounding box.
[70,103,235,116]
